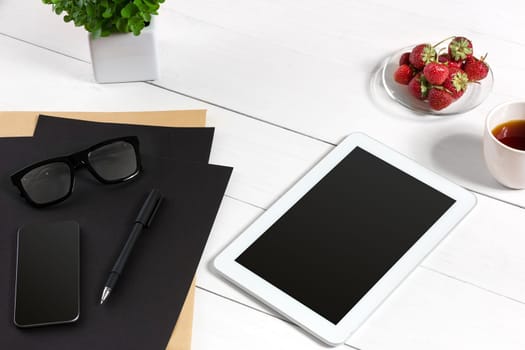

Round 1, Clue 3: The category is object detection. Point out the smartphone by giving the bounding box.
[14,220,80,328]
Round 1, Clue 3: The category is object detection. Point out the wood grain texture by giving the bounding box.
[349,267,525,350]
[192,287,348,350]
[2,0,524,206]
[154,2,525,209]
[192,268,525,350]
[422,193,525,304]
[0,34,333,210]
[2,2,525,348]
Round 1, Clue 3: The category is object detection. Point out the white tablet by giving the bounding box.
[214,132,476,345]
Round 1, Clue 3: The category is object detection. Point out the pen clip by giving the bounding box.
[146,196,163,227]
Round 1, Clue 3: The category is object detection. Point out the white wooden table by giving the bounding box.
[2,1,525,349]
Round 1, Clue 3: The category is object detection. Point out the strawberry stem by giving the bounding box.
[433,36,455,48]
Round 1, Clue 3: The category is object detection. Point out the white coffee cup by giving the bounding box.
[483,101,525,189]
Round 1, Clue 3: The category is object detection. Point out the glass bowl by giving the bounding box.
[381,46,494,115]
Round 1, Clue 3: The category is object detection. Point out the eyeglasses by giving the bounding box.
[11,136,141,207]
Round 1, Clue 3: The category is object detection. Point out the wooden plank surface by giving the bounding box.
[3,0,524,207]
[192,269,525,350]
[2,1,525,348]
[0,34,333,210]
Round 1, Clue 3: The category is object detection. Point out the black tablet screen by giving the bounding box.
[236,147,455,324]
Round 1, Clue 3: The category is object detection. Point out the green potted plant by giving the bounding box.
[42,0,165,83]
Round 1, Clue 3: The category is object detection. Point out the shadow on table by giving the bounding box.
[431,133,503,190]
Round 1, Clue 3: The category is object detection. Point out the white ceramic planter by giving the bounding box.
[88,20,159,83]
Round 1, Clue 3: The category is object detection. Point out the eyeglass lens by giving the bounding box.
[88,140,138,181]
[20,162,71,205]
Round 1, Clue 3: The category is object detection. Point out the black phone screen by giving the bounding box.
[236,147,455,324]
[14,220,80,327]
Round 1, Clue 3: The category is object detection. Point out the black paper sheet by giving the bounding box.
[34,114,215,163]
[0,117,232,349]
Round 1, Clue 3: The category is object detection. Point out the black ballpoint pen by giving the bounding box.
[100,189,163,304]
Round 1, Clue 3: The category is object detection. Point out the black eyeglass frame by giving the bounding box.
[11,136,141,207]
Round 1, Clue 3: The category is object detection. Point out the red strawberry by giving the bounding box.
[408,73,429,100]
[463,55,489,81]
[394,64,414,85]
[399,52,411,66]
[423,62,449,85]
[428,88,454,110]
[442,67,469,99]
[448,36,473,61]
[438,54,462,69]
[409,44,436,70]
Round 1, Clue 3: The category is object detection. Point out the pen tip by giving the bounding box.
[100,287,112,305]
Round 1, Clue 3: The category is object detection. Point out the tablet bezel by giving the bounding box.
[214,132,476,345]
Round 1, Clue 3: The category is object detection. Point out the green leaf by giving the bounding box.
[129,16,145,35]
[133,0,146,11]
[140,13,151,23]
[100,28,111,37]
[121,3,135,18]
[102,6,112,18]
[86,4,94,17]
[93,29,102,38]
[144,0,159,11]
[42,0,164,35]
[115,17,128,32]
